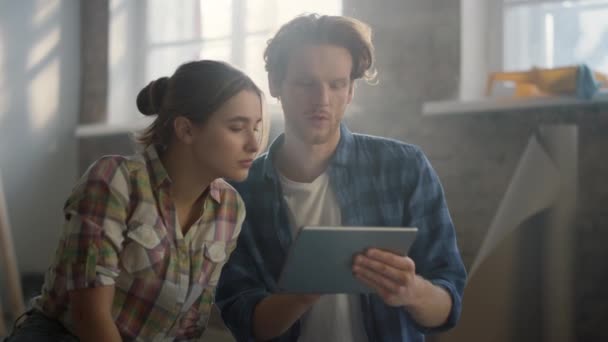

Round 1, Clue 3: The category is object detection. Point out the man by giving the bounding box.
[216,14,466,342]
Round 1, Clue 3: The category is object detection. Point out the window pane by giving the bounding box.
[246,0,278,32]
[276,1,342,23]
[147,0,201,43]
[504,0,608,73]
[247,0,343,34]
[147,45,203,81]
[245,35,269,92]
[201,0,233,39]
[199,40,232,62]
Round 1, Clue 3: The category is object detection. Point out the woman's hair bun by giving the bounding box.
[136,76,169,115]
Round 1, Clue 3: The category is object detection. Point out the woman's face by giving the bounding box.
[189,90,263,181]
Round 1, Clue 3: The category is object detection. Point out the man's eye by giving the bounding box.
[229,126,244,132]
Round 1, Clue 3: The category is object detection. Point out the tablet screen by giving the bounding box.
[278,226,418,293]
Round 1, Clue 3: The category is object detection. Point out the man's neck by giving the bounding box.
[275,131,340,183]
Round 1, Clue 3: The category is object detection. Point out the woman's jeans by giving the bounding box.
[3,310,78,342]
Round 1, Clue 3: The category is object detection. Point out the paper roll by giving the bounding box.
[469,134,561,277]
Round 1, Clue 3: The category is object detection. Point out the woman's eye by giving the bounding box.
[229,126,244,132]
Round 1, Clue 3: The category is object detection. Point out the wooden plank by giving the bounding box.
[0,169,25,322]
[0,299,6,336]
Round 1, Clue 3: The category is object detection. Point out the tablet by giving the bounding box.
[277,226,418,294]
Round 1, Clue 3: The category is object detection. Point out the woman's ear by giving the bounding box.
[173,116,195,144]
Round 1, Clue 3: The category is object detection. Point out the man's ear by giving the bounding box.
[268,74,280,99]
[173,116,195,144]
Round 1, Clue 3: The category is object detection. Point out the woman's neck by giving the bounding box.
[159,144,214,231]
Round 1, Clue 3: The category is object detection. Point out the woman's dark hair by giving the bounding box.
[136,60,265,148]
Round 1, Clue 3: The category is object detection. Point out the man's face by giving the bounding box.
[272,44,354,145]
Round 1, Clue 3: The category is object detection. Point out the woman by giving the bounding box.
[5,60,266,341]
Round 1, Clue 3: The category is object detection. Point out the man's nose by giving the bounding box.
[312,83,330,106]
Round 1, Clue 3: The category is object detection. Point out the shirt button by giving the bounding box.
[207,242,226,262]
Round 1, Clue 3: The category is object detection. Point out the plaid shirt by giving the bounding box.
[33,145,245,341]
[217,124,467,342]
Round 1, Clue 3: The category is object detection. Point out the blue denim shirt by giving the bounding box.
[216,124,467,342]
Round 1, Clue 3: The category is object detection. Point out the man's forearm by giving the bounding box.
[253,294,319,340]
[405,276,453,328]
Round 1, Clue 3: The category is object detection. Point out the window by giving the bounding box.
[460,0,608,100]
[504,0,608,73]
[108,0,341,124]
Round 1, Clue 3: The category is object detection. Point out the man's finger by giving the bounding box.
[353,264,401,293]
[365,249,415,273]
[354,269,393,296]
[353,255,409,285]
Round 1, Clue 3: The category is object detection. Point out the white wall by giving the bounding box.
[108,0,144,124]
[0,0,80,275]
[460,0,503,100]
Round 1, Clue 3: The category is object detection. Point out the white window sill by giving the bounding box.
[75,117,155,138]
[422,93,608,117]
[75,102,286,138]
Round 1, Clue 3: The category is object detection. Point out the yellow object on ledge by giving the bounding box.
[486,65,608,98]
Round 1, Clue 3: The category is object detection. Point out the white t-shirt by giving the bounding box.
[279,172,368,342]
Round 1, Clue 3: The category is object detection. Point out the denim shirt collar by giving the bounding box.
[262,123,356,182]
